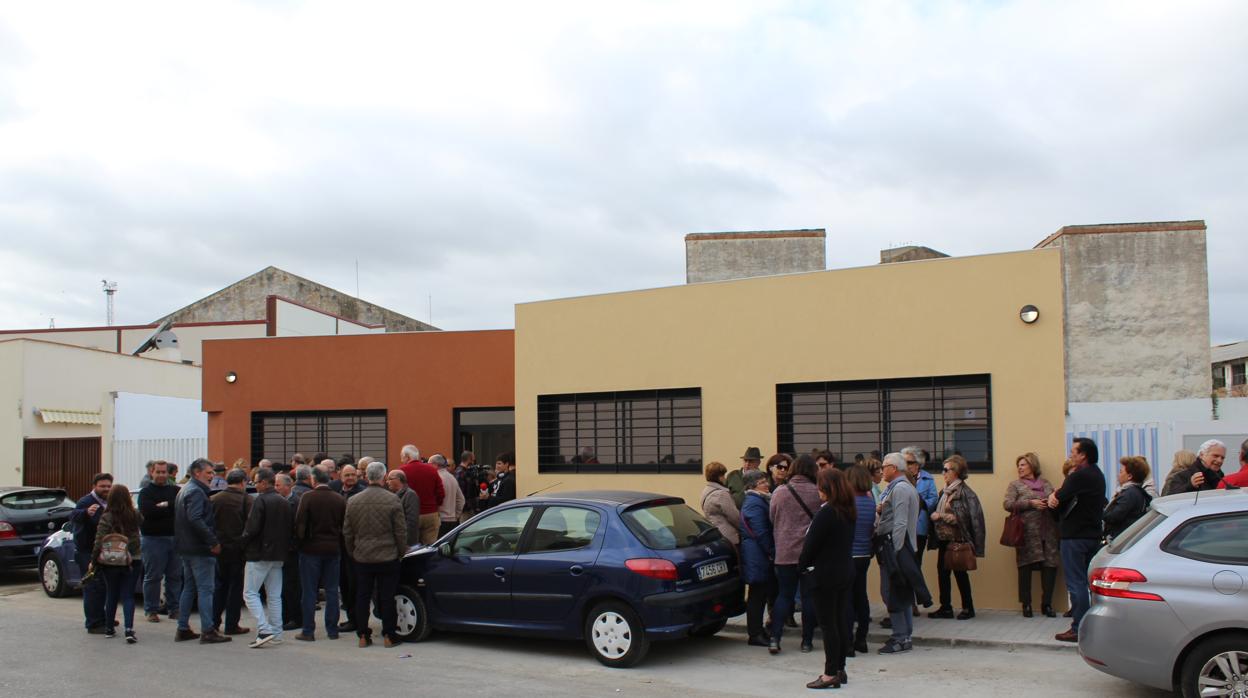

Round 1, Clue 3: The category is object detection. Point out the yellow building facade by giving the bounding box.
[515,248,1067,610]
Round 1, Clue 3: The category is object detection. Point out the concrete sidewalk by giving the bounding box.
[726,605,1077,653]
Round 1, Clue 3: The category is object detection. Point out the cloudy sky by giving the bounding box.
[1,1,1244,341]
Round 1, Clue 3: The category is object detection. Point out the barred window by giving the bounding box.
[251,410,387,465]
[537,389,702,474]
[777,375,993,472]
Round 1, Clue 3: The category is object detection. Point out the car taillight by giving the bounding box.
[625,558,679,580]
[1089,567,1164,602]
[0,522,15,540]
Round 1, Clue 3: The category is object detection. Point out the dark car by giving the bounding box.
[0,487,74,570]
[394,490,743,667]
[37,489,145,598]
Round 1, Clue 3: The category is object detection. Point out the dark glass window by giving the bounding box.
[1214,367,1227,390]
[251,410,386,465]
[537,388,702,474]
[1162,514,1248,565]
[1233,363,1246,386]
[776,374,993,472]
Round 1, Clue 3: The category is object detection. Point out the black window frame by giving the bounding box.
[1233,363,1247,387]
[776,374,994,472]
[537,388,702,474]
[250,409,387,466]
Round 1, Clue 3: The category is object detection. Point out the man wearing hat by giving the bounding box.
[726,446,764,509]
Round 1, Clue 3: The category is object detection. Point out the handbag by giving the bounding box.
[1000,512,1025,547]
[943,540,977,572]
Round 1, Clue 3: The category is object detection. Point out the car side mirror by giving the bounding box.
[439,543,452,558]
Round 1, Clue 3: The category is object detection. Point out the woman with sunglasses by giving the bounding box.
[929,455,986,620]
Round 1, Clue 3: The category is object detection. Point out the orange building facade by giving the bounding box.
[201,330,515,468]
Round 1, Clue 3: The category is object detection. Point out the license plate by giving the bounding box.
[697,560,728,581]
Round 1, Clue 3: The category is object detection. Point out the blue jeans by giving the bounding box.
[300,553,341,636]
[140,535,182,615]
[178,556,217,632]
[887,582,914,643]
[78,546,106,630]
[770,564,816,645]
[244,560,284,637]
[1061,538,1100,634]
[102,561,141,631]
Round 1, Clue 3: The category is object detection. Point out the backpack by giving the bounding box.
[98,533,132,566]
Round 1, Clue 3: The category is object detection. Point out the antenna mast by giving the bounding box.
[102,280,118,326]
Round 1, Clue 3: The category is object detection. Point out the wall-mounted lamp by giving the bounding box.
[225,371,238,384]
[1019,305,1040,324]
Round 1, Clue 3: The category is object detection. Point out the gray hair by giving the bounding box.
[1198,439,1226,457]
[257,459,273,469]
[742,469,768,491]
[900,446,926,465]
[365,462,387,483]
[319,459,335,469]
[276,473,293,487]
[882,452,906,470]
[429,454,448,467]
[294,465,312,483]
[312,467,330,485]
[387,469,407,485]
[401,444,421,461]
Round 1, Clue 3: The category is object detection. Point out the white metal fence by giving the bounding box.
[112,438,208,489]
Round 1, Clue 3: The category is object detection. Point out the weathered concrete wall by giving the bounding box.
[157,267,436,332]
[880,245,950,264]
[685,230,825,283]
[1039,221,1210,403]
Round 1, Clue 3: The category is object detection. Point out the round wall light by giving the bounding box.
[225,371,238,384]
[1019,305,1040,324]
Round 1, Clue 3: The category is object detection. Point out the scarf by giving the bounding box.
[1022,477,1047,498]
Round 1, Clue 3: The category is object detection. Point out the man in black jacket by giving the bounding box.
[210,469,251,636]
[1049,438,1107,643]
[175,458,229,644]
[71,473,112,634]
[479,452,517,509]
[239,467,294,647]
[1162,439,1226,495]
[138,462,180,623]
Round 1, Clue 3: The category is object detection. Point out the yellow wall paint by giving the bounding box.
[515,249,1067,610]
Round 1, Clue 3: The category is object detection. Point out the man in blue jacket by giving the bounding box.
[902,447,939,613]
[71,473,113,634]
[175,458,230,644]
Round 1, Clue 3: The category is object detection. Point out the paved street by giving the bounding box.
[0,571,1168,697]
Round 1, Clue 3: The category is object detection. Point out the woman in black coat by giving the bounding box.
[798,467,856,690]
[1103,456,1153,541]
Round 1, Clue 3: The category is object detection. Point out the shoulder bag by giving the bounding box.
[1000,485,1026,547]
[98,533,132,567]
[942,492,977,572]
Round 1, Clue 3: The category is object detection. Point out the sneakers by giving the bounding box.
[174,628,200,642]
[878,639,912,654]
[248,633,275,649]
[767,639,780,655]
[1054,629,1079,643]
[104,627,117,638]
[146,613,161,623]
[125,630,137,644]
[200,630,233,644]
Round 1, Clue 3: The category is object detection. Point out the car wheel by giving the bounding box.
[690,618,728,637]
[585,601,649,668]
[41,555,67,598]
[394,585,431,642]
[1179,633,1248,698]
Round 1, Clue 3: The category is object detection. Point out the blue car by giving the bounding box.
[0,487,74,571]
[395,490,743,667]
[37,489,146,598]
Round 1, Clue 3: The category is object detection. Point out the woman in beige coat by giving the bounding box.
[1003,452,1060,618]
[701,461,740,546]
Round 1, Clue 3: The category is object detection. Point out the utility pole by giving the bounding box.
[101,280,117,326]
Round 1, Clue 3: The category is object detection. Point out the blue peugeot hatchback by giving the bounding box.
[395,490,743,667]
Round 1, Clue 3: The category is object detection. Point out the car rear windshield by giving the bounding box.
[1107,509,1167,554]
[0,490,69,510]
[621,503,720,550]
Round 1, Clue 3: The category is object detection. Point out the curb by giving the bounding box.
[722,619,1078,654]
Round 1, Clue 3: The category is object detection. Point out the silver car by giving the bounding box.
[1079,488,1248,697]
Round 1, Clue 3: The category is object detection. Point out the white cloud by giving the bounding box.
[0,0,1244,342]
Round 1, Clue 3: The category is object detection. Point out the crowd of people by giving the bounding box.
[701,437,1246,689]
[69,447,517,647]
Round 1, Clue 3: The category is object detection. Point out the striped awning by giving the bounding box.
[38,409,102,425]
